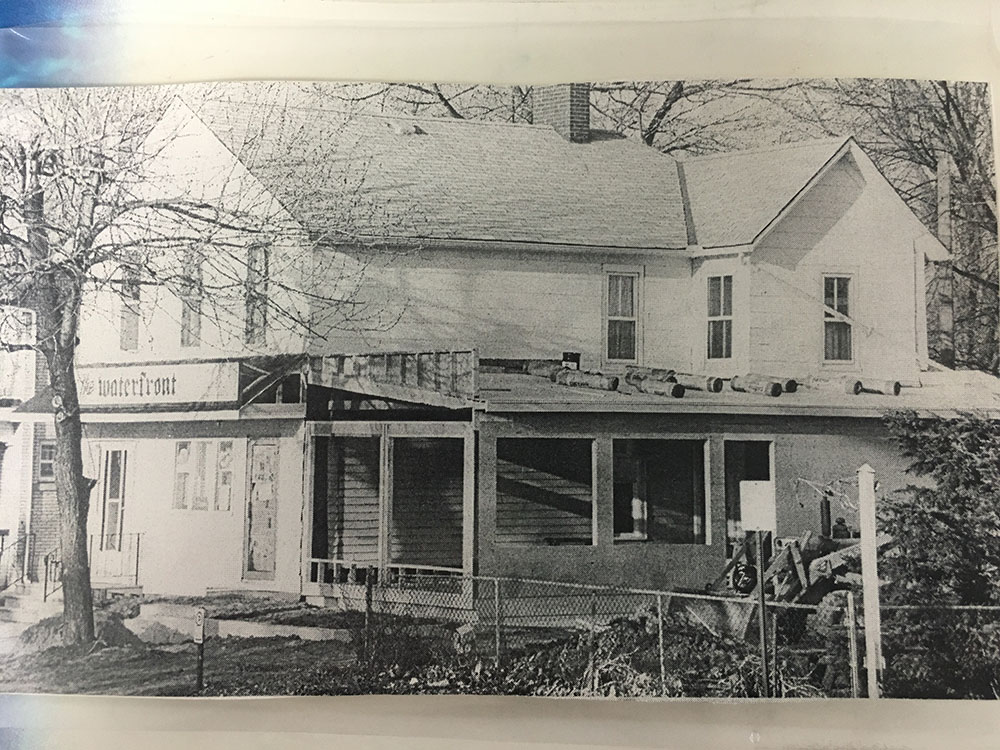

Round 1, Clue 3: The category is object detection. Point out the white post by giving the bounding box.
[858,463,882,699]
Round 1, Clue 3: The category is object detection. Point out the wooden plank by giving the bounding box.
[789,541,809,591]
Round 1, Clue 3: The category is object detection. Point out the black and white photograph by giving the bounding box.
[0,75,996,702]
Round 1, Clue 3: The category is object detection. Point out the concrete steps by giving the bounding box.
[0,584,62,623]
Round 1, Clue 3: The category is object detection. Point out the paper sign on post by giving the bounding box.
[194,607,206,645]
[740,480,777,532]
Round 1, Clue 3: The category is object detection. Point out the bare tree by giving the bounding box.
[311,82,533,123]
[768,79,997,371]
[0,85,405,644]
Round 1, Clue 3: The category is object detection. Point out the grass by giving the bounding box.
[0,636,357,696]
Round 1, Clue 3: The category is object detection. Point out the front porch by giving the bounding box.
[302,421,475,616]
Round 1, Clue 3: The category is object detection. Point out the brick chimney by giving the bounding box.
[533,83,591,143]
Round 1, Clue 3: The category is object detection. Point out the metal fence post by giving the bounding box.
[365,565,375,665]
[846,591,860,698]
[588,591,598,695]
[494,577,502,666]
[657,593,666,697]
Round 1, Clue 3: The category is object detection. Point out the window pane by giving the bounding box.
[107,451,122,500]
[824,276,836,309]
[612,439,706,544]
[836,277,850,315]
[608,274,634,318]
[607,320,636,360]
[722,275,733,316]
[707,319,732,359]
[105,503,120,550]
[181,298,201,347]
[825,321,852,360]
[707,276,721,317]
[496,438,594,547]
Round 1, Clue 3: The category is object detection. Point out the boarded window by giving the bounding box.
[606,272,638,361]
[215,440,234,511]
[613,439,707,544]
[707,275,733,359]
[823,276,852,361]
[496,438,594,547]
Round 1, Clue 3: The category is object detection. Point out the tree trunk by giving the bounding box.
[48,347,95,645]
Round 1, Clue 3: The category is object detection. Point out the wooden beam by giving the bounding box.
[462,428,476,576]
[593,438,614,548]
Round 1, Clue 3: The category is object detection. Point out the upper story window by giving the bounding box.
[180,251,203,348]
[245,244,270,347]
[707,275,733,359]
[823,275,853,361]
[119,269,140,351]
[38,441,55,481]
[605,270,640,363]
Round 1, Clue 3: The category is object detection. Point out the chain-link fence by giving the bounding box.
[322,568,873,697]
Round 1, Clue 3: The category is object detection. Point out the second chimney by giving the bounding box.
[533,83,591,143]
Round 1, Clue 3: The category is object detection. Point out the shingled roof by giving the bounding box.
[187,99,690,250]
[681,137,851,249]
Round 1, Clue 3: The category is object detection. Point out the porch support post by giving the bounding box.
[593,438,614,548]
[300,431,316,589]
[708,436,727,552]
[476,423,498,577]
[377,426,393,574]
[462,427,476,576]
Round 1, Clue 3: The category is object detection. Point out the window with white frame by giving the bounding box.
[707,275,733,359]
[606,271,639,362]
[173,440,235,512]
[823,275,853,361]
[38,441,55,481]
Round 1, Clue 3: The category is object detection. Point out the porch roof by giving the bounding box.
[475,369,1000,419]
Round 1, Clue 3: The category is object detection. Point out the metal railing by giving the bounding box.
[0,532,33,595]
[42,548,62,602]
[308,557,464,587]
[41,532,144,603]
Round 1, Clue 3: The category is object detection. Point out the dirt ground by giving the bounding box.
[0,636,357,696]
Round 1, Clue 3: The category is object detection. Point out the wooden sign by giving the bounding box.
[76,361,240,407]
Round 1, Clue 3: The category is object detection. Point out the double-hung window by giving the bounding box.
[180,250,203,348]
[119,269,140,351]
[38,442,56,481]
[707,275,733,359]
[606,271,639,363]
[245,244,270,347]
[823,275,853,361]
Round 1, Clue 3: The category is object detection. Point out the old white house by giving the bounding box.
[3,84,997,609]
